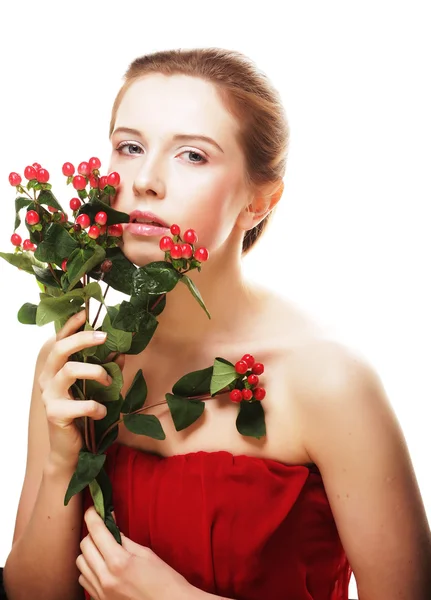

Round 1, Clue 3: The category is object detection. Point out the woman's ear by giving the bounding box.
[237,179,284,231]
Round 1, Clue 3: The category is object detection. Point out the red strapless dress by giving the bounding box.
[81,443,352,599]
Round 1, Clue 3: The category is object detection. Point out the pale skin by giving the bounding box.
[6,73,431,600]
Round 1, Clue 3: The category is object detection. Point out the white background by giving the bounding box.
[1,2,430,598]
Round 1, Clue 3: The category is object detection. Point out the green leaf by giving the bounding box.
[105,511,122,544]
[180,275,211,319]
[36,289,85,326]
[32,265,62,288]
[81,321,98,357]
[89,478,105,520]
[85,361,123,403]
[123,413,166,439]
[165,393,205,431]
[77,199,130,226]
[34,223,79,265]
[133,261,180,296]
[83,281,105,304]
[127,313,158,355]
[14,196,32,229]
[172,366,213,397]
[94,396,123,453]
[66,245,106,291]
[112,300,153,332]
[236,400,266,439]
[123,370,147,413]
[64,450,106,505]
[210,358,237,396]
[90,247,137,295]
[37,189,64,213]
[102,311,133,354]
[0,251,46,275]
[17,302,37,324]
[26,179,37,190]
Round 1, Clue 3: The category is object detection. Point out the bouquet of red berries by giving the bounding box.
[2,157,267,543]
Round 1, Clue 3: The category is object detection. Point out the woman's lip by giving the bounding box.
[123,222,171,237]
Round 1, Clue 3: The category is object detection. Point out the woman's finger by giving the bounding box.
[55,309,86,342]
[44,398,108,425]
[41,330,107,384]
[45,361,112,401]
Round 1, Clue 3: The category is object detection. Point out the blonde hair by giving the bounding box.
[110,48,290,254]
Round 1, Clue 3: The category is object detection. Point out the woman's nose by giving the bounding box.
[132,160,166,199]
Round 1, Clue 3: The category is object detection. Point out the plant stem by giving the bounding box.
[149,293,166,313]
[91,282,109,329]
[47,263,61,285]
[95,389,228,453]
[84,417,91,451]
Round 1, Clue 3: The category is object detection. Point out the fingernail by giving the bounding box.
[94,331,107,340]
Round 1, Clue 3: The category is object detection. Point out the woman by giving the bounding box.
[3,48,431,600]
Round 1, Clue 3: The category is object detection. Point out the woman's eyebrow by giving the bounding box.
[111,127,224,154]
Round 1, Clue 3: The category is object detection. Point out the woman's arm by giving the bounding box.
[3,338,84,600]
[292,341,431,600]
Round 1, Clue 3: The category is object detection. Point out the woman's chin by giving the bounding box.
[120,241,162,267]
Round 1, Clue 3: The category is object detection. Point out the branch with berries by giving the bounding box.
[1,157,267,546]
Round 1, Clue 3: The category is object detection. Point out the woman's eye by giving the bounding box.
[116,142,143,155]
[182,150,207,164]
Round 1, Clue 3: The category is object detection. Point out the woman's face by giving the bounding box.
[108,74,251,267]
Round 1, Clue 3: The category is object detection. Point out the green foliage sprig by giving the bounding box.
[3,158,267,544]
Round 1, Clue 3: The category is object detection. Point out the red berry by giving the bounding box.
[194,247,209,262]
[24,166,37,180]
[241,354,255,368]
[73,223,82,233]
[229,389,243,403]
[48,206,58,213]
[235,360,248,375]
[247,374,259,386]
[77,161,90,176]
[183,228,198,244]
[36,168,49,183]
[26,210,39,225]
[88,225,100,239]
[99,175,108,189]
[60,213,68,223]
[170,244,182,260]
[70,198,81,211]
[61,259,68,271]
[32,162,42,170]
[89,157,101,170]
[252,363,264,375]
[170,224,180,236]
[88,174,98,188]
[76,213,91,229]
[107,171,120,186]
[159,236,173,251]
[72,175,87,190]
[8,172,22,186]
[253,387,266,401]
[23,239,33,251]
[107,223,123,237]
[101,259,113,273]
[62,162,75,176]
[95,211,107,225]
[183,229,198,244]
[10,233,22,246]
[242,389,253,401]
[181,243,193,259]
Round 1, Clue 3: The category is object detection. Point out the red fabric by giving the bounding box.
[81,443,352,599]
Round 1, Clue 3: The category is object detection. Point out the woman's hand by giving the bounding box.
[38,309,123,468]
[77,506,193,600]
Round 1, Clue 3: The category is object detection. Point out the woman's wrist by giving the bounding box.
[44,451,79,477]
